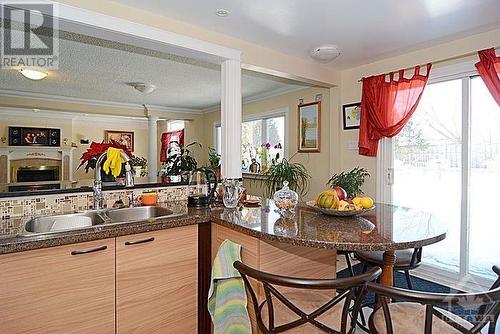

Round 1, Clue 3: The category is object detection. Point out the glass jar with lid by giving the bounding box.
[273,181,298,213]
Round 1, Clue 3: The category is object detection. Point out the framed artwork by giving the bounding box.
[298,101,321,152]
[105,130,134,151]
[8,126,60,147]
[343,103,361,129]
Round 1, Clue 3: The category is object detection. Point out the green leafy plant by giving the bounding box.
[207,147,221,170]
[263,156,311,198]
[327,167,370,198]
[160,142,200,176]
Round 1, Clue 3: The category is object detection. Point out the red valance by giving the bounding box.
[359,63,432,156]
[475,48,500,106]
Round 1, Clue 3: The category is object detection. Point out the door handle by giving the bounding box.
[71,245,107,255]
[387,168,395,186]
[124,237,155,246]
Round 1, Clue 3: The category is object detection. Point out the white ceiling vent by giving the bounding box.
[309,45,340,63]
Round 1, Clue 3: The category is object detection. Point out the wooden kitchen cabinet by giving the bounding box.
[116,225,198,334]
[0,238,116,334]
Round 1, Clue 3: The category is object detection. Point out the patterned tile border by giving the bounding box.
[0,185,199,220]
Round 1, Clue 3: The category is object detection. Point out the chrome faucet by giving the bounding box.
[93,150,135,210]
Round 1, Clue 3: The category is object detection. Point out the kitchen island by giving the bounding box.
[0,197,446,333]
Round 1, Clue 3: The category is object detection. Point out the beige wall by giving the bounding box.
[202,87,333,201]
[337,29,500,198]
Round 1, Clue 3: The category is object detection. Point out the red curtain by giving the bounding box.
[358,63,432,156]
[160,130,184,162]
[475,48,500,106]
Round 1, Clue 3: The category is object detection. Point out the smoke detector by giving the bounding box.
[309,45,341,63]
[130,82,156,94]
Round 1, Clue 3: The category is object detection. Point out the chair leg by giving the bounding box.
[344,253,355,277]
[405,270,414,290]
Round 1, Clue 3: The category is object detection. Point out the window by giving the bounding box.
[166,120,185,132]
[380,64,500,285]
[215,111,287,172]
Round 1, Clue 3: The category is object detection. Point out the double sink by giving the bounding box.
[21,206,180,236]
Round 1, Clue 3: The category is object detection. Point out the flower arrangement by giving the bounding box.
[78,140,133,173]
[130,156,148,177]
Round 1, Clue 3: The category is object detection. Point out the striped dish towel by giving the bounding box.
[208,239,252,334]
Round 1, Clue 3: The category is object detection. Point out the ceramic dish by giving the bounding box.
[305,200,375,217]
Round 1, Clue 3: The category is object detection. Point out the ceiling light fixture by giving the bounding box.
[215,9,229,17]
[130,82,156,95]
[309,45,341,63]
[19,68,48,80]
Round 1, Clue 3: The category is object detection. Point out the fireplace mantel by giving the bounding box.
[0,146,75,184]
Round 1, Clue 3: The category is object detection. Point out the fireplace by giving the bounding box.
[13,166,60,182]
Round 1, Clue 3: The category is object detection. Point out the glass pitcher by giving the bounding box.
[222,179,243,208]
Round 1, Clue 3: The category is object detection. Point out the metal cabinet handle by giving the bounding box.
[71,245,107,255]
[124,237,155,246]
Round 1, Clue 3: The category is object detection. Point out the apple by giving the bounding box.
[333,186,347,201]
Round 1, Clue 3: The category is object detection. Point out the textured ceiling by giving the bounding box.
[114,0,500,69]
[0,31,308,110]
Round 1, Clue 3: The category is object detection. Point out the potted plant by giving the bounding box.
[207,147,221,180]
[160,142,199,182]
[327,167,370,198]
[130,156,147,177]
[263,155,311,198]
[78,140,133,182]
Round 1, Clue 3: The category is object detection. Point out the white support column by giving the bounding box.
[221,59,242,179]
[148,116,159,182]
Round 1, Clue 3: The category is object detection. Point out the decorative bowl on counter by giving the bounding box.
[305,200,375,217]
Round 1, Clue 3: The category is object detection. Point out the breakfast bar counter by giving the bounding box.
[210,198,447,286]
[0,196,446,287]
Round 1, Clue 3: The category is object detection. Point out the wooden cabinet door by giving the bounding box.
[0,239,115,334]
[116,225,198,334]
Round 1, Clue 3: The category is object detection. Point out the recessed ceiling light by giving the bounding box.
[32,108,40,112]
[215,9,229,17]
[19,68,48,80]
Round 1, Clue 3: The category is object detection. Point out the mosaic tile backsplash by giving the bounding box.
[0,186,196,220]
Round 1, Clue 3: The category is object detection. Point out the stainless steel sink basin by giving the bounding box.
[105,206,175,222]
[23,211,107,235]
[20,206,179,236]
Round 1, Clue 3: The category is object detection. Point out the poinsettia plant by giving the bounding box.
[78,140,133,173]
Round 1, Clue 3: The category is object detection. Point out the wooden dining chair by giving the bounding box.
[366,265,500,334]
[233,260,381,333]
[355,247,423,289]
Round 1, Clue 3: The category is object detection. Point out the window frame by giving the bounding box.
[215,107,289,167]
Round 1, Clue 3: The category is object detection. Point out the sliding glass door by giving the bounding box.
[381,68,500,285]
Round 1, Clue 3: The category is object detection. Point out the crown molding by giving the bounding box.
[201,85,309,113]
[0,89,204,115]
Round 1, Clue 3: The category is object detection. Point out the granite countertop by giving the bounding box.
[0,197,447,255]
[210,198,447,252]
[0,202,212,254]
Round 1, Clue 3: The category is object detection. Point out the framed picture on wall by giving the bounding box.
[105,130,134,151]
[298,101,321,152]
[342,102,361,130]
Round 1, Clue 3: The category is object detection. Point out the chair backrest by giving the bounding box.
[234,260,381,334]
[367,265,500,334]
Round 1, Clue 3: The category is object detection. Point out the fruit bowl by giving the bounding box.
[305,201,375,217]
